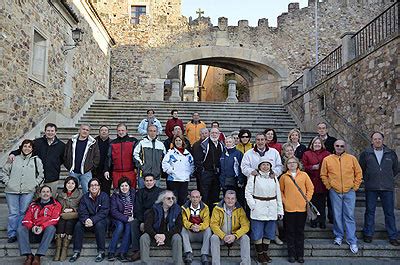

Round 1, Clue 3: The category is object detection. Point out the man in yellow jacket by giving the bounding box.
[320,140,362,254]
[210,190,250,265]
[181,190,212,265]
[185,112,206,146]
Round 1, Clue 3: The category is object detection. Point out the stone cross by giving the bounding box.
[196,8,204,19]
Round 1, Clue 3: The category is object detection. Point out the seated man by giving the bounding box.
[181,190,212,265]
[69,178,110,263]
[140,190,183,264]
[130,173,164,261]
[210,190,250,265]
[17,185,62,265]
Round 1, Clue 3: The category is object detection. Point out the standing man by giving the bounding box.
[8,123,65,197]
[94,125,111,195]
[138,109,163,136]
[186,112,206,146]
[360,132,399,246]
[181,190,212,265]
[194,127,225,209]
[134,125,166,188]
[211,121,226,142]
[320,140,362,254]
[210,190,250,265]
[64,124,100,194]
[316,122,337,224]
[165,109,184,139]
[241,133,283,179]
[192,128,209,191]
[130,173,164,261]
[104,123,138,190]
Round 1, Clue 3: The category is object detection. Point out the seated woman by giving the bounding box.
[69,178,110,263]
[1,139,44,243]
[17,185,62,265]
[140,190,183,264]
[54,177,82,261]
[108,177,136,262]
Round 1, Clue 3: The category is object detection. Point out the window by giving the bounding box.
[131,5,146,24]
[29,29,48,85]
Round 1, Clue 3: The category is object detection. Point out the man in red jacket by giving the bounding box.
[165,109,184,139]
[104,123,138,189]
[17,185,62,265]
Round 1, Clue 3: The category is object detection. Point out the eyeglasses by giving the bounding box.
[241,135,250,138]
[165,197,175,201]
[335,145,345,148]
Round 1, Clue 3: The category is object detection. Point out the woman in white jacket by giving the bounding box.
[162,135,194,205]
[245,157,283,264]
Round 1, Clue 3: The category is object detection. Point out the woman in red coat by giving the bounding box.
[301,137,330,229]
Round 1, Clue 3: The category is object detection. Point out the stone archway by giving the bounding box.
[158,46,289,103]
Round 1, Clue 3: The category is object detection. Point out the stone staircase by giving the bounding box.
[1,100,398,262]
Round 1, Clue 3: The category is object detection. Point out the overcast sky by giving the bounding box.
[181,0,309,27]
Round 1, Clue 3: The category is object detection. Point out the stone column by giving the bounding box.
[341,32,356,65]
[226,80,238,103]
[169,79,181,101]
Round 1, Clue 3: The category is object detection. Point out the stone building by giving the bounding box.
[1,0,114,154]
[92,0,391,103]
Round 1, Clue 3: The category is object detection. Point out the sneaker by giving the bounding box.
[273,236,283,245]
[349,244,358,254]
[95,252,105,262]
[107,253,115,261]
[389,239,400,246]
[118,253,129,262]
[69,252,80,262]
[7,236,17,243]
[363,236,372,243]
[184,251,193,264]
[333,237,342,246]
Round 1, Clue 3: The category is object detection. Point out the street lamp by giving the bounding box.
[63,28,84,54]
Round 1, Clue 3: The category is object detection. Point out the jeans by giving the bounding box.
[329,189,357,244]
[17,225,56,256]
[363,190,398,240]
[181,227,211,255]
[6,193,34,238]
[250,219,276,241]
[73,219,107,253]
[140,233,183,264]
[69,171,92,194]
[137,177,161,189]
[108,220,131,254]
[210,234,250,265]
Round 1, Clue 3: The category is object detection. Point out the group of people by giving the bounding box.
[0,109,398,264]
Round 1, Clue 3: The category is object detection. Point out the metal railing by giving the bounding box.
[309,45,342,87]
[352,1,399,57]
[282,75,303,102]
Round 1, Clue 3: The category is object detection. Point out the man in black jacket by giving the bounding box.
[360,132,399,246]
[130,173,164,261]
[94,125,111,195]
[9,123,65,197]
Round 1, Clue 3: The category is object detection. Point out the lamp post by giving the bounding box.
[63,28,84,54]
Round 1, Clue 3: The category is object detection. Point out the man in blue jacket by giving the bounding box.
[360,132,399,246]
[69,178,110,262]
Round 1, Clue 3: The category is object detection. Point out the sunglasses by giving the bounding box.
[165,197,175,200]
[335,145,345,148]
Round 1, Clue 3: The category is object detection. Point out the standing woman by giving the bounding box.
[287,129,307,160]
[236,129,253,154]
[302,137,330,229]
[108,177,136,262]
[162,135,194,205]
[264,128,282,154]
[0,139,44,243]
[279,157,314,263]
[245,158,283,263]
[54,177,82,261]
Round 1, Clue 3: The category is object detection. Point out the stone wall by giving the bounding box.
[285,35,399,155]
[0,0,113,153]
[92,0,391,101]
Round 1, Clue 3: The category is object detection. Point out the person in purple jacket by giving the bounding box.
[108,177,136,262]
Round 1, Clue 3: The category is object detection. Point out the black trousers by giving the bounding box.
[284,211,306,258]
[199,170,220,211]
[167,181,189,206]
[96,172,112,195]
[311,193,327,225]
[56,218,78,235]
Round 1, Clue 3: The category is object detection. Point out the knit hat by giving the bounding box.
[258,157,273,170]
